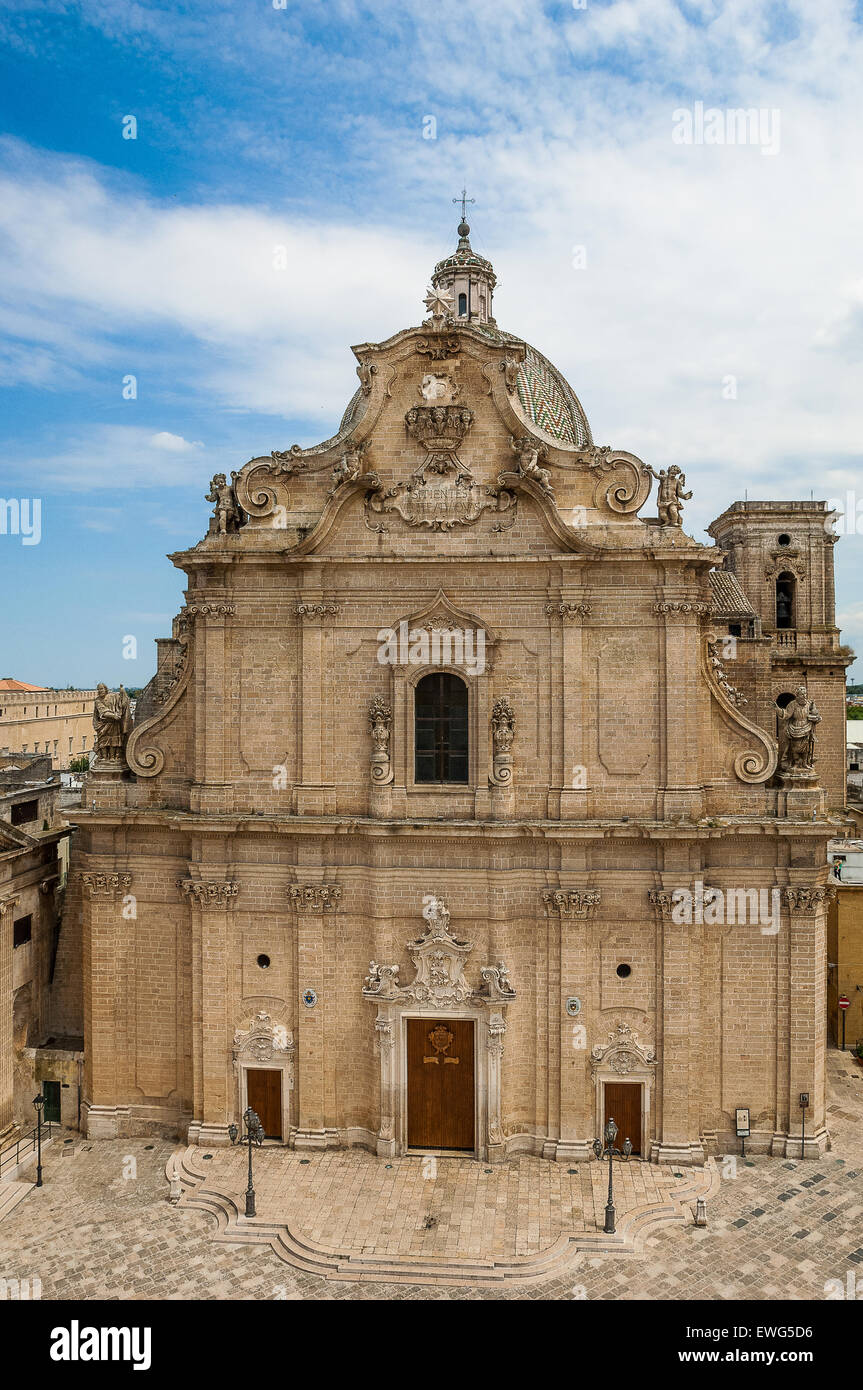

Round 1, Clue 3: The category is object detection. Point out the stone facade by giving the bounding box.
[65,221,853,1162]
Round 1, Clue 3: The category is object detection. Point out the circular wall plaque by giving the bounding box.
[302,988,318,1009]
[565,996,582,1016]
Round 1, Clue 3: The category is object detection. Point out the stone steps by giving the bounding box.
[0,1180,34,1225]
[168,1145,717,1287]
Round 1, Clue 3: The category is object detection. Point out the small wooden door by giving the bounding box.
[406,1018,475,1151]
[246,1069,282,1140]
[603,1082,641,1156]
[42,1080,61,1124]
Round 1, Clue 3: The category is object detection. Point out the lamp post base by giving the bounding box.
[245,1189,256,1218]
[604,1203,615,1234]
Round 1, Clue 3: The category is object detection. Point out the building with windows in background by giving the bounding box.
[0,679,97,770]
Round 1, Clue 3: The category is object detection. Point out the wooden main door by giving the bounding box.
[246,1068,282,1140]
[406,1018,475,1151]
[603,1082,642,1156]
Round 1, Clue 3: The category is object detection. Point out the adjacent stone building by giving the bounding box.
[0,679,98,770]
[0,754,71,1140]
[66,219,853,1162]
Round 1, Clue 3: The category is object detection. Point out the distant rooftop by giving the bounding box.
[0,678,48,691]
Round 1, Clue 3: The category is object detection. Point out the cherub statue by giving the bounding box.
[330,443,366,494]
[648,463,691,527]
[205,473,243,534]
[511,435,554,498]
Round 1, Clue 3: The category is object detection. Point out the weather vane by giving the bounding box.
[453,187,475,222]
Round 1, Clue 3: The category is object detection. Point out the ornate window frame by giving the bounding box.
[382,589,497,801]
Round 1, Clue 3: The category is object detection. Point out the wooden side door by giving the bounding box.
[246,1068,282,1140]
[603,1082,642,1156]
[406,1018,475,1151]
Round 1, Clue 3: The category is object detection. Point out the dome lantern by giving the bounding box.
[430,190,497,326]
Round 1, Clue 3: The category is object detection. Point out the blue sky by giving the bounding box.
[1,0,862,687]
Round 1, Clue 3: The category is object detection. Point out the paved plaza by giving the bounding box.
[1,1049,861,1300]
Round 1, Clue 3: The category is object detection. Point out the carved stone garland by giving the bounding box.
[361,896,515,1160]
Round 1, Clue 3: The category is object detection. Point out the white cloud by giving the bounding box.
[149,431,203,453]
[2,424,231,491]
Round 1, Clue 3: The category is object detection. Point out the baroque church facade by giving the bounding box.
[65,218,852,1164]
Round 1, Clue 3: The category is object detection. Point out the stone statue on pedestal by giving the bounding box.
[779,686,821,773]
[93,684,133,766]
[649,464,691,526]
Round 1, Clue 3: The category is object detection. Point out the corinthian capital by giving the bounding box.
[178,879,240,908]
[78,871,132,898]
[287,884,342,912]
[542,888,601,918]
[784,884,837,913]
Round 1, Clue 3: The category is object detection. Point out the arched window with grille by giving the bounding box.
[775,572,795,628]
[414,672,469,783]
[457,292,467,317]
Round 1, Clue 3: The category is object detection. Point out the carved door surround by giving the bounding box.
[382,589,498,816]
[590,1021,656,1162]
[231,1011,295,1146]
[362,896,515,1161]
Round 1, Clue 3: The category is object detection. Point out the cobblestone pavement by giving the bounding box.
[1,1049,861,1301]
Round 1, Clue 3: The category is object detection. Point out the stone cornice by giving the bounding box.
[178,879,240,908]
[77,871,132,898]
[64,807,852,844]
[287,884,342,911]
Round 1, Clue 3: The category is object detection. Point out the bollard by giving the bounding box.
[168,1161,183,1204]
[694,1196,708,1227]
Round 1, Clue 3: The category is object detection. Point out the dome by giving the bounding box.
[511,342,593,449]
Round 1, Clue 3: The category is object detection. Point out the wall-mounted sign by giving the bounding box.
[735,1107,750,1137]
[302,989,318,1009]
[565,997,582,1017]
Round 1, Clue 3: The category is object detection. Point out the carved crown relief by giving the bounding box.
[361,896,516,1010]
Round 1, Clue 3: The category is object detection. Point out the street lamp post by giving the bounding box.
[228,1107,264,1217]
[32,1091,45,1188]
[592,1118,632,1234]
